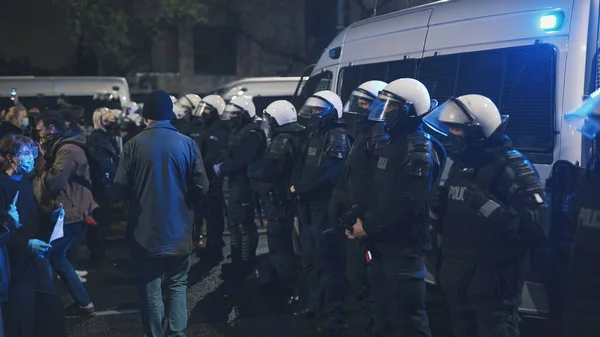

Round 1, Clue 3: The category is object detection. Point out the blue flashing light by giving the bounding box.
[540,11,564,32]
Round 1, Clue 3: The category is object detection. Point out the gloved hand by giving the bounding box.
[51,203,65,223]
[429,186,448,217]
[213,163,223,177]
[7,204,19,226]
[28,239,52,257]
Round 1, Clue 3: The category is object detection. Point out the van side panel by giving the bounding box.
[340,9,432,65]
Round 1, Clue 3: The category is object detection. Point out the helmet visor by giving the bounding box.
[194,102,215,117]
[423,98,474,137]
[565,90,600,139]
[298,96,335,119]
[367,92,406,122]
[223,103,244,120]
[173,102,190,119]
[343,89,377,117]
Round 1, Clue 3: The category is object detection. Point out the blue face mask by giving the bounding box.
[17,158,34,174]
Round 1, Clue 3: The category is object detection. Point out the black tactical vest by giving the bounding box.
[441,158,524,264]
[567,172,600,312]
[300,128,329,183]
[228,122,261,152]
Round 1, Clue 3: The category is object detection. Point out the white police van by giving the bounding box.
[296,0,600,319]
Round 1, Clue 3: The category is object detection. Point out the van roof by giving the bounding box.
[215,76,308,99]
[0,76,130,99]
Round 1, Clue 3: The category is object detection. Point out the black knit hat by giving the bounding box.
[142,90,175,121]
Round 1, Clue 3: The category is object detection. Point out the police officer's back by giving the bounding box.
[426,94,549,337]
[346,78,442,337]
[562,91,600,336]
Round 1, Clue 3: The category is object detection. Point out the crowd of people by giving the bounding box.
[0,74,599,337]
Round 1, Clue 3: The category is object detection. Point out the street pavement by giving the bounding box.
[62,234,546,337]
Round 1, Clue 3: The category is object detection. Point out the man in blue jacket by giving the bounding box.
[113,90,209,337]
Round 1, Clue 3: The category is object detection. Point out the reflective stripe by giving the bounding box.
[479,200,501,218]
[428,209,440,220]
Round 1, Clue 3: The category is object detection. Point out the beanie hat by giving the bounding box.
[142,90,175,121]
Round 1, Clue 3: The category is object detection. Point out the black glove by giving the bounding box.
[429,186,448,217]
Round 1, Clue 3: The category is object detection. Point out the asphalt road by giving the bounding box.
[62,234,546,337]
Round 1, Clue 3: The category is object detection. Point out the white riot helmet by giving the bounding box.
[344,80,388,120]
[122,101,140,116]
[170,95,177,104]
[223,95,256,121]
[368,78,435,129]
[174,94,202,119]
[194,95,226,119]
[298,90,343,121]
[263,100,304,131]
[564,87,600,139]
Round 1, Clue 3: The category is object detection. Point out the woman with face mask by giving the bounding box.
[1,134,67,337]
[86,108,119,268]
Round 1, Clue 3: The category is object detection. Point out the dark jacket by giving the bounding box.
[37,129,98,225]
[113,121,209,257]
[87,129,118,202]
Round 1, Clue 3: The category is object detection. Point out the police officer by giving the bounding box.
[248,100,305,301]
[171,93,202,135]
[425,94,549,337]
[328,80,388,310]
[346,78,442,337]
[216,95,267,276]
[290,90,350,334]
[562,91,600,336]
[193,95,229,262]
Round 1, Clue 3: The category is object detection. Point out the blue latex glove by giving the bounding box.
[7,204,19,226]
[213,163,223,177]
[28,239,52,257]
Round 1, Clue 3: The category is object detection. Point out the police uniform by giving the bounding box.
[221,120,267,271]
[362,124,440,337]
[432,143,548,337]
[197,118,230,259]
[248,122,305,295]
[293,122,349,325]
[563,168,600,337]
[329,121,388,305]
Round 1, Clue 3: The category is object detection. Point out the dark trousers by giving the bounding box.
[228,179,257,268]
[366,257,431,337]
[132,250,191,337]
[299,200,345,323]
[4,257,67,337]
[87,205,109,267]
[439,258,520,337]
[199,181,225,255]
[261,193,296,291]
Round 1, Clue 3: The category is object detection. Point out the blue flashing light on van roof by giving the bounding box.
[540,11,564,32]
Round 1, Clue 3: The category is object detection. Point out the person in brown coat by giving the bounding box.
[37,111,98,316]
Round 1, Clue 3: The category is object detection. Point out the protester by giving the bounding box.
[37,111,97,316]
[2,134,67,337]
[113,90,209,337]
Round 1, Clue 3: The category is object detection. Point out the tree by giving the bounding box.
[59,0,208,75]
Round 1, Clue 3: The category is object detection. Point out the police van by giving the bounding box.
[214,76,308,116]
[296,0,600,319]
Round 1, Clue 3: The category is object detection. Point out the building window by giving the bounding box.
[193,26,237,75]
[152,26,179,73]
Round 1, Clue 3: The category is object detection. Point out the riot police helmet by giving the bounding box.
[423,94,507,152]
[174,94,202,119]
[344,80,388,120]
[194,95,226,119]
[264,100,305,132]
[298,90,343,121]
[367,78,435,129]
[222,95,256,122]
[565,87,600,139]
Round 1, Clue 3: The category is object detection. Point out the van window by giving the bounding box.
[419,44,557,160]
[338,59,419,102]
[296,71,333,107]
